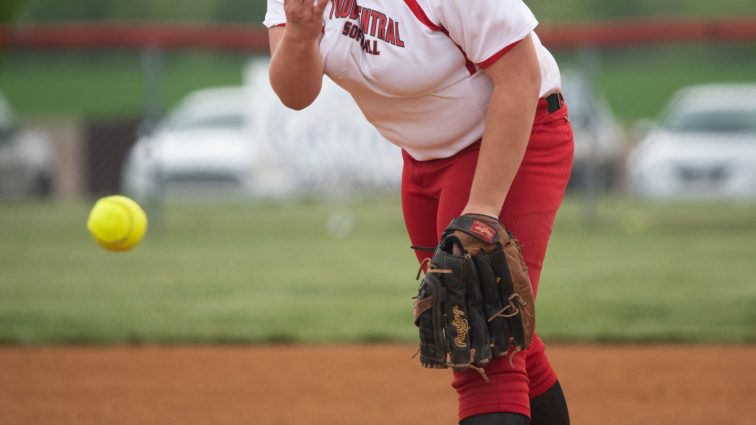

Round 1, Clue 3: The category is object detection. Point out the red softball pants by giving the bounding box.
[401,97,574,421]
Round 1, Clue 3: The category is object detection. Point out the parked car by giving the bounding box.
[124,63,403,201]
[560,70,627,191]
[628,83,756,199]
[121,86,255,199]
[0,92,55,198]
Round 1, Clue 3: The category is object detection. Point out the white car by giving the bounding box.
[628,83,756,199]
[0,92,55,198]
[124,63,403,201]
[122,86,255,200]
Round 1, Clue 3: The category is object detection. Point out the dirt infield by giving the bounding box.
[1,344,754,425]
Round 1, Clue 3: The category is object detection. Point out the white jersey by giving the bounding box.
[265,0,561,160]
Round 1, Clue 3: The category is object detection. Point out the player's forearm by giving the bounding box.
[269,31,325,110]
[463,34,542,218]
[463,81,539,218]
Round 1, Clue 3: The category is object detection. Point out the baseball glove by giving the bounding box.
[412,214,535,380]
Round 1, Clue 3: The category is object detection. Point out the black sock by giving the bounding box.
[460,413,530,425]
[530,380,570,425]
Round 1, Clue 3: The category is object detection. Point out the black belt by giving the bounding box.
[546,92,564,113]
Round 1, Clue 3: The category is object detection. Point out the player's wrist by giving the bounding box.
[460,204,501,221]
[283,25,322,45]
[459,213,502,227]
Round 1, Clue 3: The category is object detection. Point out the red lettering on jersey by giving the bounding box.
[342,0,354,18]
[385,18,396,45]
[370,10,381,37]
[333,3,402,52]
[349,23,360,39]
[377,13,388,41]
[360,7,371,31]
[363,39,380,55]
[394,20,405,47]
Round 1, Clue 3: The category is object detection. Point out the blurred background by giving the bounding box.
[1,0,755,346]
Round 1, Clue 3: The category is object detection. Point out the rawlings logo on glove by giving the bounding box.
[469,220,497,242]
[450,305,469,348]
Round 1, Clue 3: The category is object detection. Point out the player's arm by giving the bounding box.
[268,0,328,110]
[461,34,541,218]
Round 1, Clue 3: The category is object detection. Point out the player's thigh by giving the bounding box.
[401,167,440,263]
[500,116,573,295]
[435,148,480,236]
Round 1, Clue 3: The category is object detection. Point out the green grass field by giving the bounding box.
[1,197,755,345]
[2,44,756,345]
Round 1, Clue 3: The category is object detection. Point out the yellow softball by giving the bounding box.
[86,195,147,252]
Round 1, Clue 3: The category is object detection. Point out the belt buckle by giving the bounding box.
[547,93,563,113]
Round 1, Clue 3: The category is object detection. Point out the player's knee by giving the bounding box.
[460,412,530,425]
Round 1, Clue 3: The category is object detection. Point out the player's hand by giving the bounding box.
[284,0,329,42]
[445,213,503,257]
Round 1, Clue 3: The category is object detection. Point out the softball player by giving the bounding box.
[265,1,573,424]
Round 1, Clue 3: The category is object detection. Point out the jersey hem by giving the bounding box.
[263,20,286,29]
[264,22,325,34]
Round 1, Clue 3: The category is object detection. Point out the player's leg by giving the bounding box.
[402,144,570,425]
[400,149,440,263]
[430,144,533,420]
[401,143,532,421]
[437,99,573,423]
[401,142,486,260]
[530,380,570,425]
[500,100,573,424]
[401,99,573,423]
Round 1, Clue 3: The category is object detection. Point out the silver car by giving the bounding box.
[0,92,54,198]
[628,83,756,199]
[122,86,255,200]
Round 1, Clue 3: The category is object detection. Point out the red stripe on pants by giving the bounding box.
[400,98,574,421]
